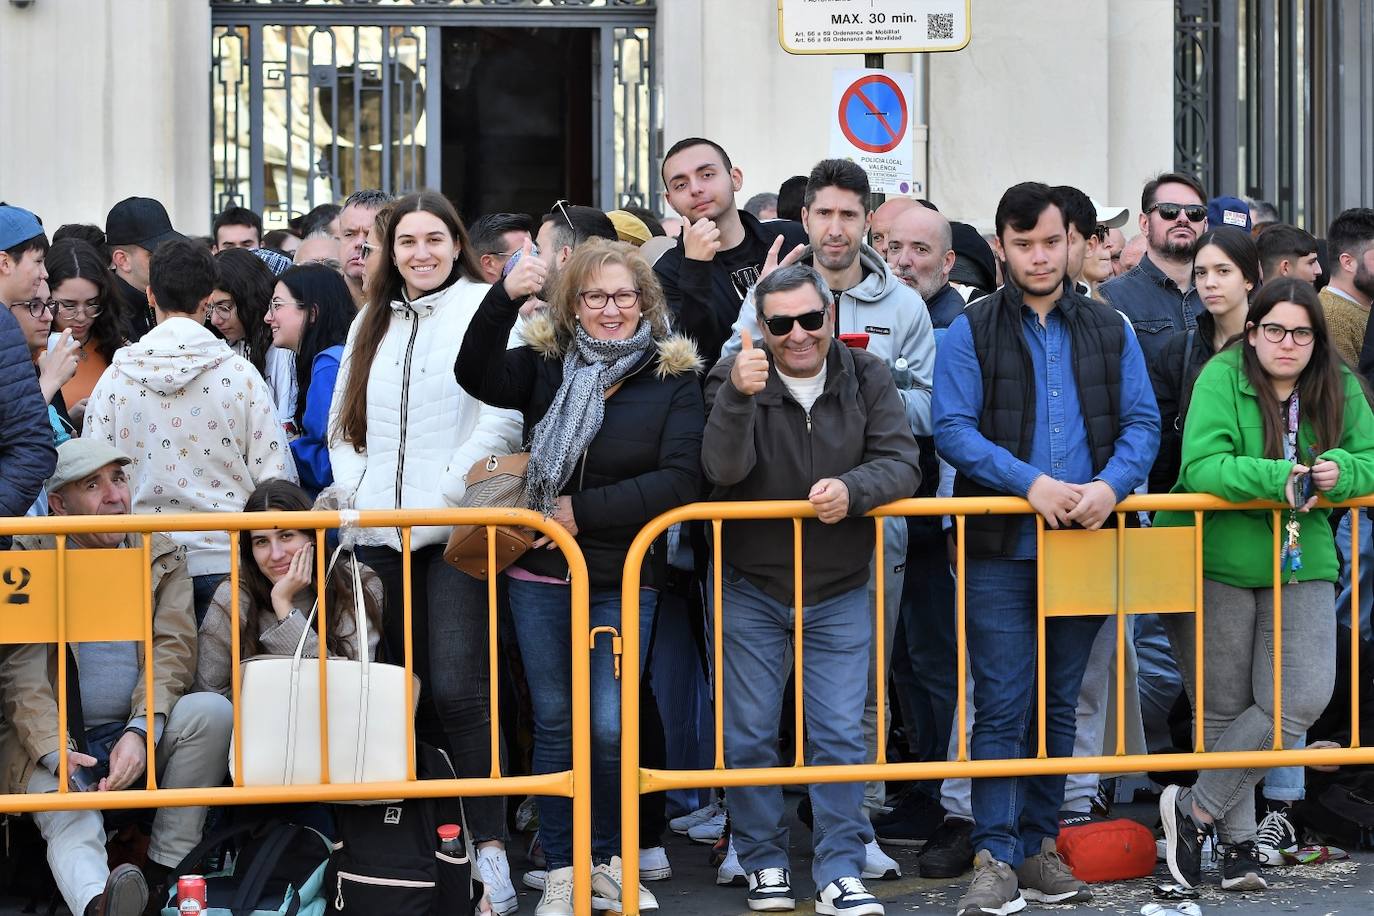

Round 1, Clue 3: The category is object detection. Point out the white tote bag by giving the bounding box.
[231,549,420,786]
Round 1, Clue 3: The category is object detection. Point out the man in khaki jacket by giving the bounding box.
[0,439,232,916]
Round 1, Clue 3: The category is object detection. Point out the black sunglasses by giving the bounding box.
[1147,202,1207,223]
[763,310,826,336]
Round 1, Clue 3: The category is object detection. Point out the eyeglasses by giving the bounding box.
[9,298,55,318]
[267,297,304,314]
[206,298,236,319]
[553,199,576,233]
[579,288,641,310]
[1258,322,1315,347]
[53,298,103,319]
[1146,202,1207,223]
[763,309,827,336]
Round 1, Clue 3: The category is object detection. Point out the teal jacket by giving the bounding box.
[1155,346,1374,588]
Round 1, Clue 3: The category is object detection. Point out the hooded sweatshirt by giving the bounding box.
[84,317,297,575]
[720,243,936,438]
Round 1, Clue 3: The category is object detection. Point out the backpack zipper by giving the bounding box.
[335,871,435,909]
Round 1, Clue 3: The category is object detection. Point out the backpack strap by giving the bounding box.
[229,823,305,916]
[171,816,289,876]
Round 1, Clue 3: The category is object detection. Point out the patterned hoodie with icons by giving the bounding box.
[83,316,297,576]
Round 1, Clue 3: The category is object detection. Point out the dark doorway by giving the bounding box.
[440,27,596,223]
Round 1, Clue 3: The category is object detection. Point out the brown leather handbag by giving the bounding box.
[443,453,534,579]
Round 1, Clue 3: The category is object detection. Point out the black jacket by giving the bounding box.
[455,282,705,589]
[113,276,154,341]
[704,342,921,605]
[654,210,807,373]
[1148,310,1219,494]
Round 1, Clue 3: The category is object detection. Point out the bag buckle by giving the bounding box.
[485,456,499,472]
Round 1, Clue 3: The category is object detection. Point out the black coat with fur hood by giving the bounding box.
[456,281,705,588]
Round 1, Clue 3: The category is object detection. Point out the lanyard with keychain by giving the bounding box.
[1279,390,1318,583]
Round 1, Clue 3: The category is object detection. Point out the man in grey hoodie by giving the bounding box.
[721,160,935,876]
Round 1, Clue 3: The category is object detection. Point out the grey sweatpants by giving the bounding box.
[1163,578,1335,843]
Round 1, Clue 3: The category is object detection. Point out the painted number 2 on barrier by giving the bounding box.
[0,549,147,645]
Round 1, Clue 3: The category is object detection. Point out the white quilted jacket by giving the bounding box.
[327,277,522,550]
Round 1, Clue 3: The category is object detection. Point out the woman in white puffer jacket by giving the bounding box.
[327,190,522,909]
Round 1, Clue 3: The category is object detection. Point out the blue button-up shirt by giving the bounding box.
[933,302,1161,559]
[1099,252,1203,368]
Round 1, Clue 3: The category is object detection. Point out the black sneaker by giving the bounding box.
[1219,841,1268,891]
[1160,784,1213,889]
[746,867,794,912]
[876,792,946,847]
[918,817,975,878]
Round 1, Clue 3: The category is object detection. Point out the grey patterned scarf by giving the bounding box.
[526,322,655,516]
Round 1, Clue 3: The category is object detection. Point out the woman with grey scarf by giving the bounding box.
[457,238,704,914]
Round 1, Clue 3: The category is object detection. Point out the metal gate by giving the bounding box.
[210,0,658,226]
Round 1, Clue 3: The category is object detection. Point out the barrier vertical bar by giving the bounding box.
[1035,515,1047,758]
[402,526,416,781]
[712,519,725,770]
[955,515,968,762]
[571,523,592,916]
[1115,513,1127,756]
[316,528,330,784]
[56,536,69,793]
[487,527,501,778]
[230,531,244,786]
[874,516,887,765]
[1272,510,1284,750]
[792,517,805,768]
[142,536,157,789]
[1194,510,1206,751]
[1352,510,1361,748]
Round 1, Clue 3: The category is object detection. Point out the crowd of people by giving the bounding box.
[1,136,1373,916]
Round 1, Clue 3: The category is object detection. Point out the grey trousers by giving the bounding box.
[1163,578,1335,843]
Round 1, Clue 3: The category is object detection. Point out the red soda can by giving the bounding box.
[177,875,208,914]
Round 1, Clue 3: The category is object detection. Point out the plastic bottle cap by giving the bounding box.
[438,824,461,841]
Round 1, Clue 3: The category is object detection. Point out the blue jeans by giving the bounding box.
[719,571,869,890]
[508,578,655,868]
[965,558,1105,867]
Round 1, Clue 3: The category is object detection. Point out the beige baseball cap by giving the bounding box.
[47,439,131,493]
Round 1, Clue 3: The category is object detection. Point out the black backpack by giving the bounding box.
[162,816,333,915]
[325,744,482,915]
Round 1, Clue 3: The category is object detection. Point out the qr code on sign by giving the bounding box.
[927,12,955,40]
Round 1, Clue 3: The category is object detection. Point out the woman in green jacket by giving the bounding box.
[1155,278,1374,893]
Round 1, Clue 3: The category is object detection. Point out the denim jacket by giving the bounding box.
[1099,252,1202,367]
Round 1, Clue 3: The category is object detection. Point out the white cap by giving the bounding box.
[1090,198,1130,229]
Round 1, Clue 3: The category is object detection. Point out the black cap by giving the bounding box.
[105,197,185,251]
[949,221,997,293]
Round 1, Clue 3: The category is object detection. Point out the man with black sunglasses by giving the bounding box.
[704,263,920,916]
[1100,172,1209,366]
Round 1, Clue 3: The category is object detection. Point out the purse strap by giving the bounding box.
[292,545,370,683]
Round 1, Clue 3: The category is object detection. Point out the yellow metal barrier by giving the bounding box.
[0,507,595,916]
[617,494,1374,914]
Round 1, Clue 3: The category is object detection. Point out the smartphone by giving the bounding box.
[1292,469,1314,507]
[838,332,870,350]
[501,248,524,278]
[69,762,106,793]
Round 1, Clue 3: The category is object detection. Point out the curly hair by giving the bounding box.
[542,239,672,350]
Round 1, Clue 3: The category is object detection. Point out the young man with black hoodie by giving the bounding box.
[105,197,185,341]
[655,137,807,372]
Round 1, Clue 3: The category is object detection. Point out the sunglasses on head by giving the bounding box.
[763,310,826,336]
[1147,202,1207,223]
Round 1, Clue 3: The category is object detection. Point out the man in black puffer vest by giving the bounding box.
[933,182,1159,916]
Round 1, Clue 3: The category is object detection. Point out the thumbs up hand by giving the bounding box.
[729,329,770,396]
[502,238,547,300]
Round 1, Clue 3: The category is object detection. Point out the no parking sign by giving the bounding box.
[829,68,916,194]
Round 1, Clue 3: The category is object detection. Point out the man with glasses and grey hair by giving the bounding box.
[337,189,396,307]
[703,262,919,916]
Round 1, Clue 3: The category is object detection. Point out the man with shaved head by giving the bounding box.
[870,197,920,258]
[885,205,962,329]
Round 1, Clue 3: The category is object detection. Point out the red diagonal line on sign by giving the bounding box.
[854,86,898,142]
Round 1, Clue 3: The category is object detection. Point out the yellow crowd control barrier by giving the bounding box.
[616,494,1374,913]
[0,507,597,916]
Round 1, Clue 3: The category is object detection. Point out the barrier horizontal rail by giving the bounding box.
[617,494,1373,914]
[0,506,595,916]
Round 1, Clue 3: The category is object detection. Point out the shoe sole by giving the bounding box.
[688,831,725,844]
[747,896,796,911]
[485,887,519,915]
[862,865,901,880]
[523,873,547,891]
[592,898,659,913]
[919,860,972,879]
[1220,873,1268,892]
[955,894,1026,916]
[1021,887,1091,904]
[717,871,747,887]
[875,835,928,848]
[640,865,673,881]
[104,865,149,916]
[1160,784,1197,890]
[816,902,884,916]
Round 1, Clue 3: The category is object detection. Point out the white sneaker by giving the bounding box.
[717,839,746,886]
[639,846,673,881]
[686,809,727,844]
[669,798,723,836]
[1256,804,1299,865]
[816,876,884,916]
[591,856,658,912]
[523,869,547,891]
[863,839,901,880]
[476,846,519,915]
[535,866,574,916]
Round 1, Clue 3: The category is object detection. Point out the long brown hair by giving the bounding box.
[213,479,383,657]
[1240,278,1351,457]
[336,190,481,450]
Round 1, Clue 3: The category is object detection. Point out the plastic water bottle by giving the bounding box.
[438,823,462,856]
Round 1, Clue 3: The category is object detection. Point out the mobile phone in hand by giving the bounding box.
[69,763,105,792]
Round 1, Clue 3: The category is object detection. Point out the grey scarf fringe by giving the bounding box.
[526,322,655,517]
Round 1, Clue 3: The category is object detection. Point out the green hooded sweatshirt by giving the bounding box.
[1154,346,1374,588]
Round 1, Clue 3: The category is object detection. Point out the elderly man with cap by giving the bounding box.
[0,203,60,541]
[105,197,185,341]
[0,438,233,916]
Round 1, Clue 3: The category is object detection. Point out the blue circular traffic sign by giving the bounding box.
[838,74,908,154]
